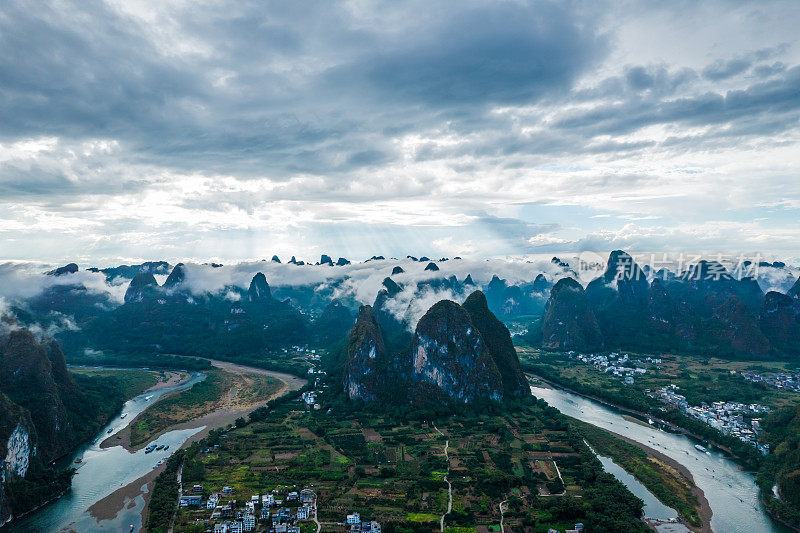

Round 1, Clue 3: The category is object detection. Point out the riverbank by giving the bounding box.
[102,361,303,452]
[526,372,739,458]
[88,360,306,530]
[585,421,713,533]
[530,381,790,533]
[531,374,714,531]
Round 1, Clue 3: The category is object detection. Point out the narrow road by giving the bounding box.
[499,499,508,533]
[167,462,183,533]
[311,490,321,533]
[433,424,452,532]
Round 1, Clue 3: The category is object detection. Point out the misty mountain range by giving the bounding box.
[0,252,798,366]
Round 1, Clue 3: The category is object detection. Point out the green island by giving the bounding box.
[572,419,701,527]
[68,367,162,399]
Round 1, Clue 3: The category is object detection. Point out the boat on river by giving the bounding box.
[695,444,710,454]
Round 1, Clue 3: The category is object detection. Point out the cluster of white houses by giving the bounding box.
[345,512,381,533]
[739,370,800,392]
[568,351,659,385]
[180,486,317,533]
[656,384,770,455]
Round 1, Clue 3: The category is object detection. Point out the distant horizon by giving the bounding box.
[3,249,800,270]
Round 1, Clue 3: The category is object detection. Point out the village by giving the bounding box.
[739,370,800,392]
[179,484,381,533]
[655,384,770,455]
[567,351,660,385]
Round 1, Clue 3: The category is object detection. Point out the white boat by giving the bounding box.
[145,395,153,401]
[695,444,708,453]
[120,413,128,419]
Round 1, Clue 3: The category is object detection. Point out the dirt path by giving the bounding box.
[433,424,452,532]
[87,360,306,530]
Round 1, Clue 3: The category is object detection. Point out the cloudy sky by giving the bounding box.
[2,0,800,265]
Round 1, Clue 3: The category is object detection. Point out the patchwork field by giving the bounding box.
[169,388,648,532]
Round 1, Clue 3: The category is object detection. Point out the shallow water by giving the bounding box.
[12,371,206,532]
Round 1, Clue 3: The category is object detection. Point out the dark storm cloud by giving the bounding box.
[2,0,798,185]
[553,65,800,137]
[328,2,606,107]
[702,58,752,81]
[0,0,606,179]
[3,0,800,262]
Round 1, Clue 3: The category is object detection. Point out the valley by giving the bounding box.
[2,251,799,532]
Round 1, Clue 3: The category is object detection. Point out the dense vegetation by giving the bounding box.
[147,449,186,532]
[758,403,800,527]
[519,350,777,469]
[67,351,212,371]
[520,348,800,528]
[0,329,158,523]
[528,252,800,359]
[69,368,161,400]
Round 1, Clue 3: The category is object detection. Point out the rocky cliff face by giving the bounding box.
[0,329,76,462]
[46,263,79,277]
[587,250,649,309]
[372,278,412,354]
[409,300,503,403]
[789,276,800,299]
[343,306,388,402]
[0,329,88,525]
[710,296,771,356]
[96,261,170,281]
[541,278,603,352]
[535,251,791,357]
[314,300,355,346]
[760,291,800,353]
[0,393,36,527]
[247,272,272,302]
[461,291,528,397]
[344,291,528,405]
[163,263,186,288]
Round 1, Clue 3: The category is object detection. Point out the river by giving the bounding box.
[530,383,791,533]
[11,371,207,532]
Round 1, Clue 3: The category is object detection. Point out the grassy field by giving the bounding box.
[129,368,282,446]
[68,367,161,398]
